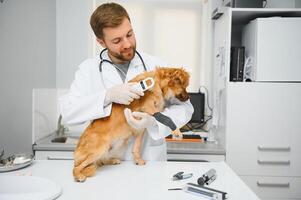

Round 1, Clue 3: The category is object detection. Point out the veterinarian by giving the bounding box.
[59,2,193,161]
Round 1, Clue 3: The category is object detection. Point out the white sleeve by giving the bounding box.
[146,99,194,140]
[59,62,112,125]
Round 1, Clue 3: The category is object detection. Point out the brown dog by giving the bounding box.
[73,67,190,182]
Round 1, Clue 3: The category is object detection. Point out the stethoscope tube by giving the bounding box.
[98,48,147,74]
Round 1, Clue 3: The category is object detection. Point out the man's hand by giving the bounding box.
[105,83,144,105]
[124,108,156,130]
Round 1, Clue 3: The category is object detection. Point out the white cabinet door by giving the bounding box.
[226,82,301,176]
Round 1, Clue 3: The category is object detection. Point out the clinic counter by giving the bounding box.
[33,133,226,155]
[1,160,259,200]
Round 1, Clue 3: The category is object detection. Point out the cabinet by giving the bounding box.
[212,8,301,200]
[226,83,301,177]
[34,146,226,162]
[35,150,73,160]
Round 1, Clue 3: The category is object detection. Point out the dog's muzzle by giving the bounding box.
[176,92,189,102]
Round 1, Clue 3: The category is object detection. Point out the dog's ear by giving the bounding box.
[169,68,190,87]
[156,67,190,88]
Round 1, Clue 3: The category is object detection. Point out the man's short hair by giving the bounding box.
[90,2,130,39]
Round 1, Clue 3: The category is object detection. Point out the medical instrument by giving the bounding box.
[184,183,227,200]
[198,169,217,186]
[172,171,193,181]
[0,154,34,172]
[131,77,155,92]
[99,48,147,82]
[168,182,227,200]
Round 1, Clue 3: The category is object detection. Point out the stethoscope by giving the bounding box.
[98,48,147,83]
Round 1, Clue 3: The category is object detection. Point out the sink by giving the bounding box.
[34,133,81,151]
[0,176,62,200]
[50,135,79,144]
[36,114,86,146]
[51,137,67,143]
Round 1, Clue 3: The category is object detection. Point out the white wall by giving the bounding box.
[0,0,56,155]
[56,0,94,88]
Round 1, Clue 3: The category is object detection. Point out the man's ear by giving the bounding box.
[96,38,106,48]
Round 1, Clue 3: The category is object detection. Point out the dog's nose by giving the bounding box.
[177,92,189,102]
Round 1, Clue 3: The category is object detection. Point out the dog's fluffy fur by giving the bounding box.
[73,67,190,182]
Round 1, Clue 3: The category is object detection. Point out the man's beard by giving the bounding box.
[108,45,136,63]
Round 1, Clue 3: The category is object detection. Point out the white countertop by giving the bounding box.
[34,133,226,155]
[0,160,259,200]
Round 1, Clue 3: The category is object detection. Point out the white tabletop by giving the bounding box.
[0,160,259,200]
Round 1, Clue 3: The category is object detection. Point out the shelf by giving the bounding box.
[231,7,301,24]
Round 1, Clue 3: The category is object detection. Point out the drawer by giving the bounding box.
[226,147,301,176]
[241,175,301,199]
[35,151,74,160]
[167,153,225,162]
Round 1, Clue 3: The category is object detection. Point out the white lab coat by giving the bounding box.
[59,50,194,161]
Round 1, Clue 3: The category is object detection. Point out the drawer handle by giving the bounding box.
[47,156,73,160]
[257,159,290,165]
[258,146,291,151]
[257,181,290,188]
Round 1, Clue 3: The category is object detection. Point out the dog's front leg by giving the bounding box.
[132,130,146,165]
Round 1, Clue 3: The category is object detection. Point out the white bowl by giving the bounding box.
[0,176,62,200]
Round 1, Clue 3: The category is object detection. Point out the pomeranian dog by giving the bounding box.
[73,67,190,182]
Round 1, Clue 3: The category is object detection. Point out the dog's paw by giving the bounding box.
[110,158,121,165]
[82,164,97,177]
[172,129,183,140]
[135,158,146,165]
[74,174,87,183]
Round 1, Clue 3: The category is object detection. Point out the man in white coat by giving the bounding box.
[59,2,193,161]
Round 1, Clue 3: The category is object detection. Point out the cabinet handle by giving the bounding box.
[47,156,73,160]
[258,146,291,151]
[257,159,290,165]
[257,181,290,188]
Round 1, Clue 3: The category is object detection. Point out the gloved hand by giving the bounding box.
[105,83,144,105]
[124,108,156,130]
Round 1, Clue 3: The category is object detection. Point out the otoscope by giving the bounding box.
[197,169,217,186]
